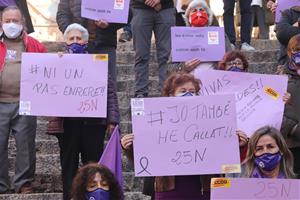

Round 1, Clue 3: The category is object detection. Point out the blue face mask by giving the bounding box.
[175,91,195,97]
[254,152,282,171]
[228,66,244,72]
[86,188,110,200]
[66,43,88,54]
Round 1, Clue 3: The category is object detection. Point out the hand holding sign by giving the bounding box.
[194,69,288,136]
[171,26,225,62]
[131,95,241,177]
[81,0,130,23]
[20,53,108,118]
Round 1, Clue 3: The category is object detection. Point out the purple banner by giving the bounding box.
[20,53,108,118]
[171,26,225,62]
[275,0,300,22]
[81,0,129,23]
[211,178,300,200]
[131,95,240,177]
[194,69,288,137]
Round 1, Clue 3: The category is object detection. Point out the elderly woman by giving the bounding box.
[242,126,295,178]
[122,72,219,199]
[71,163,123,200]
[47,23,120,200]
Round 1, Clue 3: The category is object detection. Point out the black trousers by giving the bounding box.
[57,118,106,200]
[290,147,300,178]
[223,0,252,44]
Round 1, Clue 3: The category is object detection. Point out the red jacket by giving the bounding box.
[0,32,46,72]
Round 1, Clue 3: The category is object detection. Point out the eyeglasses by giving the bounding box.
[226,60,243,66]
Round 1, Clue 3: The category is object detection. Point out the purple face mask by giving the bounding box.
[85,188,110,200]
[66,43,88,54]
[291,51,300,66]
[254,152,282,171]
[228,66,244,72]
[289,52,300,75]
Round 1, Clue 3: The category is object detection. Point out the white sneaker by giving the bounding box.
[241,42,255,51]
[230,43,236,50]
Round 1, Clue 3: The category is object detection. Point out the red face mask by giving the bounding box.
[189,10,209,27]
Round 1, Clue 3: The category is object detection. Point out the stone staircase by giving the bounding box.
[1,39,280,200]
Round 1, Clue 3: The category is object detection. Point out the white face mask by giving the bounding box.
[2,23,23,39]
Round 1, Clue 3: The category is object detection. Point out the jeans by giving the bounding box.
[123,24,132,37]
[223,0,252,44]
[131,8,176,96]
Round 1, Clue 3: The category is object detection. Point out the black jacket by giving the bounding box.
[281,65,300,148]
[56,0,124,48]
[276,7,300,64]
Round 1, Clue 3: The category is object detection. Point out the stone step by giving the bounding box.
[8,154,134,174]
[116,39,280,52]
[43,39,280,54]
[248,39,280,50]
[116,48,279,66]
[8,139,59,157]
[6,172,142,193]
[0,192,150,200]
[248,61,278,74]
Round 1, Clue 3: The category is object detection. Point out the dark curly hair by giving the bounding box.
[162,72,201,97]
[218,50,249,71]
[71,163,123,200]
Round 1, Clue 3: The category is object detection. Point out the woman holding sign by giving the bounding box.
[47,23,120,200]
[242,126,295,178]
[122,72,215,199]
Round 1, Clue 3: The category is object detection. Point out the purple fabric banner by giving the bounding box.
[99,125,123,191]
[81,0,130,23]
[171,26,225,62]
[20,53,108,118]
[211,178,300,199]
[131,95,241,177]
[275,0,300,22]
[194,69,288,137]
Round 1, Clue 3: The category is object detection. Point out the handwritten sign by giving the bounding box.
[275,0,300,23]
[211,178,300,200]
[81,0,130,23]
[171,26,225,62]
[20,53,108,118]
[194,69,288,137]
[131,95,240,177]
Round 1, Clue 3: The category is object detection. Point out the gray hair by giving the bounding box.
[1,5,26,30]
[63,23,89,42]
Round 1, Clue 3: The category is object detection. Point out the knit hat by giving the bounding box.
[184,0,214,26]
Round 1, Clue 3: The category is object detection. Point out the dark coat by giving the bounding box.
[276,7,300,65]
[56,0,124,48]
[131,0,174,10]
[281,65,300,148]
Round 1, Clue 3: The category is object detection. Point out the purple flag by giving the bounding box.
[99,125,123,190]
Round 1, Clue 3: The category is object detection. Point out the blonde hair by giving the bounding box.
[243,126,295,178]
